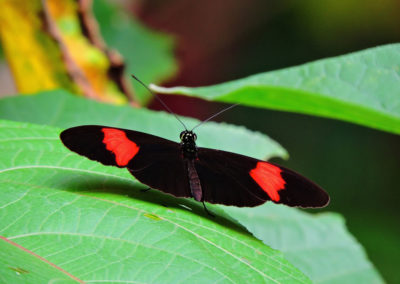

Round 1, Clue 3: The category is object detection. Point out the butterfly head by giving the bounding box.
[180,130,197,144]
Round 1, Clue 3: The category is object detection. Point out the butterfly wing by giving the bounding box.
[196,147,329,208]
[60,126,191,198]
[61,126,329,208]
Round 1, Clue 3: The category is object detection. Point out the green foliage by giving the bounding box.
[153,44,400,135]
[223,205,384,284]
[0,92,383,283]
[1,0,394,281]
[93,0,178,105]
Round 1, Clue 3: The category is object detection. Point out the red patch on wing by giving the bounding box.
[249,162,286,202]
[102,128,139,166]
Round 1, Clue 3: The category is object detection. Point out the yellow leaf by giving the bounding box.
[0,0,76,94]
[0,0,134,104]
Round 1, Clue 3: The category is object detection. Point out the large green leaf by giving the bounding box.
[0,90,286,160]
[93,0,177,105]
[0,236,81,283]
[223,205,384,284]
[153,44,400,134]
[0,120,310,283]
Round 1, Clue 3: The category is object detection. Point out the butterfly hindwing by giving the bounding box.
[196,148,329,207]
[195,148,267,207]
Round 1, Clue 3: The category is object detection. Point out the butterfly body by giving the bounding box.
[179,130,203,201]
[60,126,329,208]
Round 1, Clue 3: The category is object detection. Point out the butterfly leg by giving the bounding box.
[202,201,215,218]
[140,187,152,193]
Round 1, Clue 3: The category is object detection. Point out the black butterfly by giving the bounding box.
[60,125,329,211]
[60,75,329,214]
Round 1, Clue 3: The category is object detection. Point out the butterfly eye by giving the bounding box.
[180,131,186,140]
[193,133,197,141]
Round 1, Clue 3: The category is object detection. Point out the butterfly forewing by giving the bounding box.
[60,126,191,198]
[195,148,268,207]
[61,126,119,166]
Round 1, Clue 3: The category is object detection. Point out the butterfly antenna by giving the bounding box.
[191,103,239,131]
[131,74,187,130]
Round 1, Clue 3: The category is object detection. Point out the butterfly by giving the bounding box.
[60,125,329,211]
[60,76,329,213]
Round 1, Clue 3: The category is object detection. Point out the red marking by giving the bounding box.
[249,162,286,202]
[102,128,139,166]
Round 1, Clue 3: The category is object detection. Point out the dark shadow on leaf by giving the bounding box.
[55,175,249,235]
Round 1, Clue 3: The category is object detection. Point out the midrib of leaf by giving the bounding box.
[2,186,238,282]
[0,236,84,283]
[10,232,235,283]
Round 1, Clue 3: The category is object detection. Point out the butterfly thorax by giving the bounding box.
[180,130,198,159]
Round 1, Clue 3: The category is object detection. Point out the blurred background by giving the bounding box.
[1,0,399,282]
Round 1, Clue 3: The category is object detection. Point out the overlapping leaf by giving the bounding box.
[223,205,384,284]
[153,44,400,134]
[0,90,286,160]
